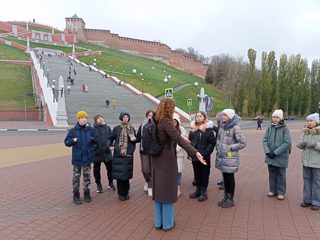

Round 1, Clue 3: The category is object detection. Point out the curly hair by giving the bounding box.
[156,98,176,122]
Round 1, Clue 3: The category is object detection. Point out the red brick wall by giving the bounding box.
[0,110,40,121]
[82,28,207,77]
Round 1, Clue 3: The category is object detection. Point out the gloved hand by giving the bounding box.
[306,142,316,148]
[266,152,276,159]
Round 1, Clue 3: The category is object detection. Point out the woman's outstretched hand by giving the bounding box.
[196,152,207,165]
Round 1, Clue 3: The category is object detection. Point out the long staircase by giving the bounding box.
[41,54,157,126]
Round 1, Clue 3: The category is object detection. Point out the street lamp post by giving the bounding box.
[141,78,144,93]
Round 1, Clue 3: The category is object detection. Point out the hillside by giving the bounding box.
[77,42,227,115]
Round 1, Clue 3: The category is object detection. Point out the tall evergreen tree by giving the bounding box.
[277,54,289,112]
[246,48,257,116]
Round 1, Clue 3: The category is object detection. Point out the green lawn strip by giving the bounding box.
[15,24,62,34]
[0,62,35,109]
[0,43,29,60]
[78,42,227,115]
[1,36,83,52]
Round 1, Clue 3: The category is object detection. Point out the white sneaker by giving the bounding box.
[267,192,275,197]
[143,183,148,192]
[177,186,181,197]
[148,188,153,197]
[277,195,285,200]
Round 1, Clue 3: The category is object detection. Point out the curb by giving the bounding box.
[0,128,68,132]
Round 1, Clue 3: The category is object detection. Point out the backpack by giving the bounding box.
[141,120,163,156]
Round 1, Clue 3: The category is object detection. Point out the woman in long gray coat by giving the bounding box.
[152,98,206,232]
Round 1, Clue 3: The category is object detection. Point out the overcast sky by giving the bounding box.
[1,0,320,65]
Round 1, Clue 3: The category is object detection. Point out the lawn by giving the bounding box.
[0,43,29,60]
[0,62,34,109]
[16,24,62,34]
[1,36,76,52]
[78,42,227,115]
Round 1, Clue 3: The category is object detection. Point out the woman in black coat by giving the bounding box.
[109,112,136,201]
[189,111,216,201]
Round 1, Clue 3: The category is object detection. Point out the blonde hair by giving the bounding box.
[192,111,207,131]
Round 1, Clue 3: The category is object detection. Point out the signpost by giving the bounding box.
[165,88,173,98]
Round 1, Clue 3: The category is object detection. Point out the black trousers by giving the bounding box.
[223,172,235,198]
[93,161,113,185]
[192,159,211,189]
[117,179,130,197]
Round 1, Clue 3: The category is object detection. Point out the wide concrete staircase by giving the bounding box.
[41,54,157,126]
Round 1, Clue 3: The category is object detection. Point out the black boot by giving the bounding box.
[73,191,82,205]
[221,193,234,208]
[198,187,208,202]
[218,192,227,206]
[189,186,201,199]
[84,190,92,203]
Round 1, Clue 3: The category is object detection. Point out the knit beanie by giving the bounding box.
[76,111,88,119]
[272,109,283,120]
[222,109,235,119]
[307,113,320,124]
[119,112,130,121]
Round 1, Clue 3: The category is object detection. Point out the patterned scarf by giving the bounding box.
[119,122,135,156]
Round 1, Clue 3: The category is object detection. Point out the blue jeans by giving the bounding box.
[268,165,286,195]
[153,201,174,229]
[303,166,320,207]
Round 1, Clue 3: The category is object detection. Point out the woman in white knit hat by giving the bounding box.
[215,109,246,207]
[297,113,320,210]
[263,109,292,200]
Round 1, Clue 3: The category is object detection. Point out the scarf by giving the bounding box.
[119,122,135,156]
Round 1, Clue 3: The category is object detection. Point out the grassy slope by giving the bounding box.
[78,42,227,115]
[0,43,29,60]
[16,24,62,33]
[0,62,34,109]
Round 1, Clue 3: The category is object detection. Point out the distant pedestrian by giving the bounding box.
[263,109,291,200]
[64,111,97,205]
[108,112,136,201]
[257,118,263,130]
[297,113,320,210]
[105,99,110,108]
[74,68,77,75]
[111,99,117,109]
[82,84,88,92]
